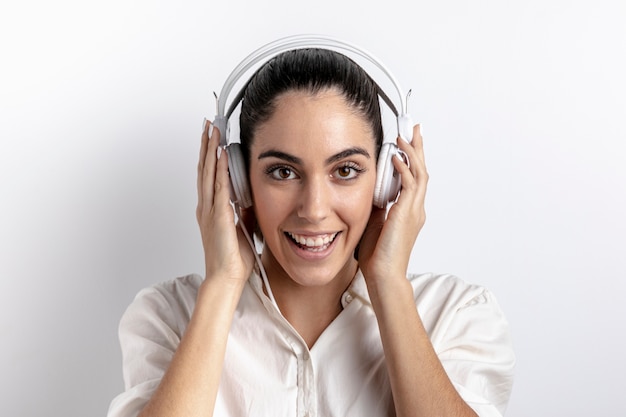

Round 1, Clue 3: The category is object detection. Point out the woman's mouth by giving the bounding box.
[285,232,339,252]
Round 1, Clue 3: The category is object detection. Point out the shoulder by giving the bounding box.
[120,273,203,337]
[407,273,515,415]
[406,273,511,342]
[134,273,203,306]
[407,272,491,308]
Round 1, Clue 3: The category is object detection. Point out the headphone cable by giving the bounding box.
[235,204,280,312]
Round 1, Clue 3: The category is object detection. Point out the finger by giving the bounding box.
[396,140,418,179]
[400,124,427,169]
[396,140,419,181]
[212,146,232,213]
[198,118,210,175]
[411,124,428,188]
[196,119,209,219]
[391,154,427,239]
[198,124,221,211]
[411,124,425,164]
[393,150,428,204]
[396,124,422,169]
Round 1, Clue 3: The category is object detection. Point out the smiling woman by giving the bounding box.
[250,89,377,295]
[107,35,515,417]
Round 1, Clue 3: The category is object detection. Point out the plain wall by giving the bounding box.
[1,0,625,415]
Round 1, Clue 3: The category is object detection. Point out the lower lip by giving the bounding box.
[286,233,339,260]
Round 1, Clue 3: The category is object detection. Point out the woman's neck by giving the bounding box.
[260,250,358,348]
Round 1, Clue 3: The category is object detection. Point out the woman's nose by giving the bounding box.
[297,176,331,224]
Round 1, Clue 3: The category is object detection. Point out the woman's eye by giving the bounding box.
[269,166,297,180]
[334,164,362,180]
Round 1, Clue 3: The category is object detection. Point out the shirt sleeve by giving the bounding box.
[107,282,193,417]
[435,287,516,417]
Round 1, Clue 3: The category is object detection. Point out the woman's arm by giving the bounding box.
[359,125,478,417]
[367,278,479,417]
[136,277,244,417]
[136,121,254,417]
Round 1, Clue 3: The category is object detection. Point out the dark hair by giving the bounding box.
[239,48,384,168]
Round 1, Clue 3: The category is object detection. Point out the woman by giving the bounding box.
[108,45,514,417]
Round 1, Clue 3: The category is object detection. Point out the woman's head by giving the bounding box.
[239,48,383,288]
[239,48,384,168]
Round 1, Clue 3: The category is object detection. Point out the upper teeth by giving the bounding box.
[287,232,338,247]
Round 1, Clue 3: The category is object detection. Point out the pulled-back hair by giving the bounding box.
[239,48,384,168]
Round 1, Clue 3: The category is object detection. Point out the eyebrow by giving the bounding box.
[258,147,371,165]
[325,147,371,164]
[258,150,302,165]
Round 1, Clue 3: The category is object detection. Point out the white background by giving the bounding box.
[1,0,624,415]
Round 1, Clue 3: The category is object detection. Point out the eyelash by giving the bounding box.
[264,162,365,181]
[333,162,365,180]
[265,165,298,180]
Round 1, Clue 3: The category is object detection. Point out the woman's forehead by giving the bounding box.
[250,90,377,158]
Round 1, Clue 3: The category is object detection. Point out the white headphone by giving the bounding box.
[213,34,413,209]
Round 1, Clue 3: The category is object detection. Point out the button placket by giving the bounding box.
[303,350,316,417]
[285,335,316,417]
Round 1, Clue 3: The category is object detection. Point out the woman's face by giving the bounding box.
[249,88,378,288]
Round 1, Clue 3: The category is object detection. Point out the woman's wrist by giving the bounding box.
[365,274,414,312]
[198,272,247,305]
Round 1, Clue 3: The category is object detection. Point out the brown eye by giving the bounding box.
[267,165,297,180]
[277,168,292,179]
[333,163,363,180]
[337,166,352,178]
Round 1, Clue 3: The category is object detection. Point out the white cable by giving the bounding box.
[235,205,280,312]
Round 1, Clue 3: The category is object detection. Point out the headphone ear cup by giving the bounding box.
[226,143,253,209]
[373,143,401,208]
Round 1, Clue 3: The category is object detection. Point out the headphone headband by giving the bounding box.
[216,34,410,120]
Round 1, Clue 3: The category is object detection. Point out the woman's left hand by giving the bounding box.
[358,124,428,285]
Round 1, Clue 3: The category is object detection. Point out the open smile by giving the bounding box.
[285,232,340,252]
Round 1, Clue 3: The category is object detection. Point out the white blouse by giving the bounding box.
[107,270,515,417]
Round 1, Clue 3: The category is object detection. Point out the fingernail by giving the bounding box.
[396,149,410,167]
[208,122,214,139]
[202,117,207,133]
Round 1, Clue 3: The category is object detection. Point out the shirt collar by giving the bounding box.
[248,267,372,311]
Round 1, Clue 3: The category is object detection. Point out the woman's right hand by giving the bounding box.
[196,120,255,288]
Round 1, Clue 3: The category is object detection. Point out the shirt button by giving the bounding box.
[342,292,353,306]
